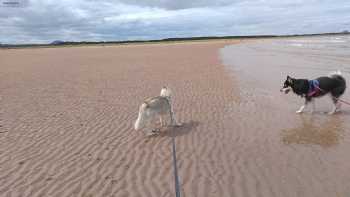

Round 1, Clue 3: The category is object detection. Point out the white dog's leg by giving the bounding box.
[169,110,177,126]
[159,116,164,127]
[169,105,181,127]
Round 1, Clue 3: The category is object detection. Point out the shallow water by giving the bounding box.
[220,36,350,197]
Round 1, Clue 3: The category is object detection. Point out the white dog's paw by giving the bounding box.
[147,129,159,136]
[174,123,182,127]
[151,128,160,133]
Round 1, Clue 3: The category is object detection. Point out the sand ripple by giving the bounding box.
[0,41,240,197]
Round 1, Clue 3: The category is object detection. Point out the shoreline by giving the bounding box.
[2,32,349,50]
[0,38,247,50]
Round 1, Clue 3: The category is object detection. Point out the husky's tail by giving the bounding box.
[160,86,172,98]
[329,70,346,86]
[328,70,342,78]
[329,70,346,95]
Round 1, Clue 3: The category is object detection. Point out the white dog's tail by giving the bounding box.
[160,86,172,98]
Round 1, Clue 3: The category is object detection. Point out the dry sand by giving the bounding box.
[0,40,240,197]
[1,38,350,197]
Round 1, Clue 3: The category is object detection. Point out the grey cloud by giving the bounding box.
[116,0,234,10]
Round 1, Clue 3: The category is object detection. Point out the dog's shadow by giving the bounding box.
[281,115,345,148]
[157,120,200,138]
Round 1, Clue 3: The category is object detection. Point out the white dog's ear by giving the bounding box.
[160,87,171,97]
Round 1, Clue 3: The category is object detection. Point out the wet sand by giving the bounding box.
[0,37,349,197]
[221,36,350,197]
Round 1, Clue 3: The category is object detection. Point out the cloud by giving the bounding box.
[116,0,235,10]
[0,0,349,44]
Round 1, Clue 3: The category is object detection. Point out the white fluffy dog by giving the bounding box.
[134,87,180,134]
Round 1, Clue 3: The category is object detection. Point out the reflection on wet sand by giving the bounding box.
[282,115,344,148]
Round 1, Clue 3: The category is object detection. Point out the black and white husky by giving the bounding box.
[280,71,346,114]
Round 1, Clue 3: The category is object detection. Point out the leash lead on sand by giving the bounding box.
[171,136,181,197]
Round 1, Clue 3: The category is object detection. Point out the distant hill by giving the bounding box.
[2,31,350,49]
[50,40,65,45]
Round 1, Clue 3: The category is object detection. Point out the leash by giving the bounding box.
[332,97,350,106]
[315,86,350,106]
[171,135,181,197]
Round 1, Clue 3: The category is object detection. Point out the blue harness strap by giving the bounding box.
[307,79,320,97]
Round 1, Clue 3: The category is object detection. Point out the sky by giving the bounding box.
[0,0,350,44]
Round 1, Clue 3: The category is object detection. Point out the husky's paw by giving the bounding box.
[335,107,341,113]
[327,111,336,115]
[296,110,303,114]
[328,107,339,115]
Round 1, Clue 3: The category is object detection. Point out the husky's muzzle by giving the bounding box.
[280,87,291,94]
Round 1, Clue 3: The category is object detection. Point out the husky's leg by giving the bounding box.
[310,99,315,114]
[296,105,305,114]
[336,102,342,112]
[296,98,309,114]
[328,96,339,114]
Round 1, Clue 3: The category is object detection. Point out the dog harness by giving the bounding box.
[307,79,320,97]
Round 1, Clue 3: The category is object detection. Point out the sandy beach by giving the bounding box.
[0,40,240,197]
[1,37,350,197]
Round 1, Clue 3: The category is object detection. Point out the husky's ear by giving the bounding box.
[287,75,293,83]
